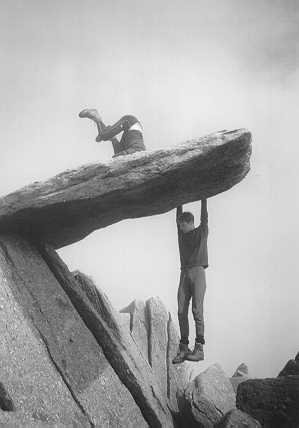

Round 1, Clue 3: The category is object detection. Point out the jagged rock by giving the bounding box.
[183,364,236,427]
[40,245,174,428]
[121,298,188,413]
[232,363,248,377]
[0,233,147,427]
[237,377,299,428]
[278,352,299,377]
[167,313,189,412]
[120,300,149,362]
[0,129,251,249]
[146,297,169,398]
[230,363,249,393]
[118,311,131,331]
[217,409,261,428]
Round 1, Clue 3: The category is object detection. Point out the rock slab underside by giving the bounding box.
[0,129,251,248]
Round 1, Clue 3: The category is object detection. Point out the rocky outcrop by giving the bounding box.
[278,352,299,377]
[0,129,251,248]
[0,130,253,426]
[182,364,236,427]
[121,298,188,413]
[0,233,147,427]
[230,363,249,393]
[217,409,261,428]
[40,243,174,428]
[237,377,299,428]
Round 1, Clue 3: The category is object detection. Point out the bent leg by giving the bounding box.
[177,272,191,344]
[190,267,206,344]
[96,116,130,141]
[79,108,107,140]
[111,137,124,155]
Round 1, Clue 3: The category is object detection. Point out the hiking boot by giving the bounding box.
[172,343,191,364]
[186,342,204,362]
[78,108,102,122]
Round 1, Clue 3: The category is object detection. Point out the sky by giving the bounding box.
[0,0,298,378]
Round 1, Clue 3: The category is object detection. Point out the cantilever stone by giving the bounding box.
[0,129,251,249]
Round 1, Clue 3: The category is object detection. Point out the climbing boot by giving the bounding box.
[186,342,204,362]
[78,108,102,122]
[172,343,191,364]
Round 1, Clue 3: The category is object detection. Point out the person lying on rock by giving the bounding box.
[173,199,208,364]
[79,108,146,157]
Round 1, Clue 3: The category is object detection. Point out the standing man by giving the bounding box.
[172,199,209,364]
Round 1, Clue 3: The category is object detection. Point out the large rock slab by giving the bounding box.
[0,233,147,427]
[237,377,299,428]
[0,129,251,248]
[183,364,236,427]
[40,245,174,428]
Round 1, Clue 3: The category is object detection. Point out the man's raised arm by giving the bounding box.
[176,205,183,224]
[176,206,183,234]
[200,199,208,229]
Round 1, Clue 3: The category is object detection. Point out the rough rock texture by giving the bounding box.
[40,244,174,428]
[120,300,149,362]
[0,129,251,248]
[0,233,147,427]
[217,409,261,428]
[237,377,299,428]
[167,313,189,412]
[183,364,236,427]
[278,352,299,377]
[0,410,67,427]
[147,297,169,398]
[121,298,188,413]
[230,363,249,393]
[232,363,248,377]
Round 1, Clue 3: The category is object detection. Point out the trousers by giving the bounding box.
[177,266,206,344]
[112,130,145,157]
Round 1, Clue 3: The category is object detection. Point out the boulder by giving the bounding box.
[183,364,236,427]
[40,244,174,428]
[230,363,249,393]
[278,352,299,377]
[237,377,299,428]
[217,409,261,428]
[0,129,251,248]
[0,233,147,427]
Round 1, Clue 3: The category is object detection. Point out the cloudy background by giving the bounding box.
[0,0,298,377]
